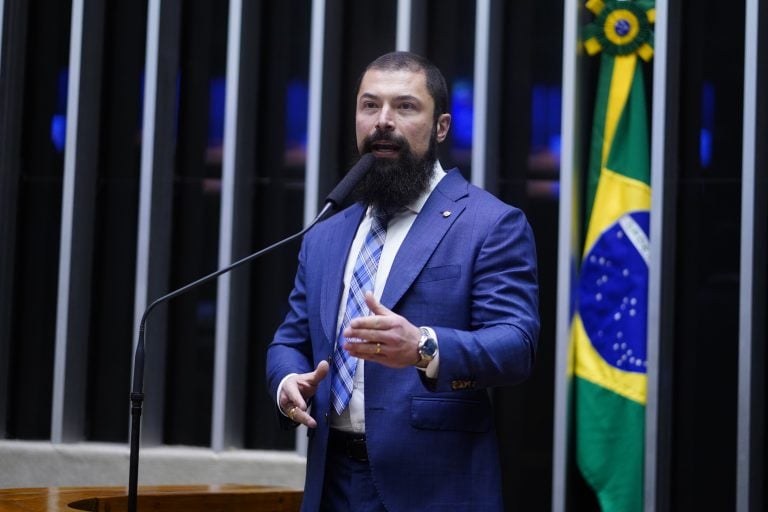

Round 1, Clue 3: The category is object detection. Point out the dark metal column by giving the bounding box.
[0,0,28,439]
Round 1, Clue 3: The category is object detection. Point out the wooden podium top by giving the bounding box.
[0,484,303,512]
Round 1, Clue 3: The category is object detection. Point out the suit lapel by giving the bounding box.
[380,170,469,310]
[320,204,366,344]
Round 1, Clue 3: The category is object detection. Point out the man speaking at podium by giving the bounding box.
[267,51,539,512]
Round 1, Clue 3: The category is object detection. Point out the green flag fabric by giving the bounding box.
[571,1,655,510]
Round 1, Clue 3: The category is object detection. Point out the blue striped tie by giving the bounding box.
[331,211,389,414]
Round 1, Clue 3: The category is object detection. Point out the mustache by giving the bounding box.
[361,130,410,153]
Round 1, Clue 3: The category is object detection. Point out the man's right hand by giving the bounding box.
[278,360,329,428]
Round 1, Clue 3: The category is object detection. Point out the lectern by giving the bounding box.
[0,485,302,512]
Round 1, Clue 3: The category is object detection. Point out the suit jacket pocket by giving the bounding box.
[410,396,491,432]
[414,264,461,283]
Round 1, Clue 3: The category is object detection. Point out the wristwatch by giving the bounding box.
[416,326,438,368]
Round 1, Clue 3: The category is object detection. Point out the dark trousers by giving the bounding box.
[319,430,388,512]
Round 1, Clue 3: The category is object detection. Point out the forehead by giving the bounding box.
[357,68,430,102]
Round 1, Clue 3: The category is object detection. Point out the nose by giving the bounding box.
[375,106,395,131]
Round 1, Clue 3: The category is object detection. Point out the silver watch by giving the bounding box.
[417,326,438,367]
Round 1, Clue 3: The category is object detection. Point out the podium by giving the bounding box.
[0,484,302,511]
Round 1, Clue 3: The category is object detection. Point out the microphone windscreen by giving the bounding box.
[324,153,375,207]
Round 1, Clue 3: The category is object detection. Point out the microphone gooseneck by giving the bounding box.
[127,153,375,512]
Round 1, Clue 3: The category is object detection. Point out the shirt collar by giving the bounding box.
[409,160,446,214]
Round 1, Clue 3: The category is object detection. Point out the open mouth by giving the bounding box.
[371,141,401,156]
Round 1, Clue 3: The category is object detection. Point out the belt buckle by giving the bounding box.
[345,437,368,462]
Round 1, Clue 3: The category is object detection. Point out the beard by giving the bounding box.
[351,128,438,212]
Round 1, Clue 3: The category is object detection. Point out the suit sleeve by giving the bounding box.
[428,206,540,392]
[266,237,314,401]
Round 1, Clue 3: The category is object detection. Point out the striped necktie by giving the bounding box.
[330,211,389,415]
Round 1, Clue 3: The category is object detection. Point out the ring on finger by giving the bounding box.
[376,342,381,355]
[287,406,298,421]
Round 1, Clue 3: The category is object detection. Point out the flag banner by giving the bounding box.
[571,1,655,510]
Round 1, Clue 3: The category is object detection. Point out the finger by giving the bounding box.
[310,360,330,383]
[345,340,384,358]
[282,385,308,412]
[344,326,393,343]
[364,291,392,316]
[284,405,318,428]
[284,394,307,413]
[297,361,330,396]
[291,407,317,428]
[348,313,394,331]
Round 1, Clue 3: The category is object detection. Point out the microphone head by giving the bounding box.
[324,153,375,207]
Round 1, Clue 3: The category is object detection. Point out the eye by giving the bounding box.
[399,102,416,110]
[361,100,378,110]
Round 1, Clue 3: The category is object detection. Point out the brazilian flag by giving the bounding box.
[571,1,654,510]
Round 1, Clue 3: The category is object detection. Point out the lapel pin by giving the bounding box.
[442,210,452,218]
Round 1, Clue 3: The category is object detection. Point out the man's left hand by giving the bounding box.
[343,291,421,368]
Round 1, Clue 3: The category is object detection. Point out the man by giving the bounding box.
[266,51,539,511]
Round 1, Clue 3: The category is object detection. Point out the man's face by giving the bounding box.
[355,68,451,159]
[351,68,452,211]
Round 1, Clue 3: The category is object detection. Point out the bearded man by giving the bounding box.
[266,51,540,512]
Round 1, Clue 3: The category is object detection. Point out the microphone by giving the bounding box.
[324,152,374,207]
[127,153,374,512]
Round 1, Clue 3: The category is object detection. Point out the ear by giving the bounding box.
[435,113,451,143]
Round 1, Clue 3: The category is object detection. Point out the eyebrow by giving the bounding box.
[358,92,422,104]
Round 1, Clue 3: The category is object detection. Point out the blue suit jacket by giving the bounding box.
[266,169,539,511]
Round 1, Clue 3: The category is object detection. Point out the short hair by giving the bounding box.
[356,52,449,122]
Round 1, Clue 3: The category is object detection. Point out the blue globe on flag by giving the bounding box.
[579,211,650,373]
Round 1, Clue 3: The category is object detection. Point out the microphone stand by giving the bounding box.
[127,202,334,512]
[127,153,373,511]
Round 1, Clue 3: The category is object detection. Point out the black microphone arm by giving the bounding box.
[127,153,374,512]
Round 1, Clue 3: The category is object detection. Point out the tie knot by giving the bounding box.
[371,208,392,229]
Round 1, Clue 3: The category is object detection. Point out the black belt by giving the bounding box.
[328,429,368,462]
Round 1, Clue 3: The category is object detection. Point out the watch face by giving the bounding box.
[421,337,437,357]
